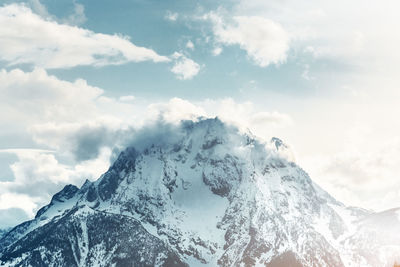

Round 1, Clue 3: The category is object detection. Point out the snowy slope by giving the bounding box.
[1,118,399,266]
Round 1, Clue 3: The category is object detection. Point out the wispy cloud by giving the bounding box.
[205,12,290,67]
[63,1,87,26]
[165,10,178,21]
[0,4,169,69]
[29,0,86,26]
[186,40,195,50]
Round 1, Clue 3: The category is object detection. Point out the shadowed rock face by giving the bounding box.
[1,118,399,266]
[0,229,10,240]
[1,207,185,267]
[268,251,303,267]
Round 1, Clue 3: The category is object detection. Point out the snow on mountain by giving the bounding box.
[0,118,399,266]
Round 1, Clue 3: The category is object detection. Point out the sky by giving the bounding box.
[1,0,400,228]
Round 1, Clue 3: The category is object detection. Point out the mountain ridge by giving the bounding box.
[1,118,399,266]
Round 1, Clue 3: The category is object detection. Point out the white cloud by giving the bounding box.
[0,148,111,216]
[0,4,169,69]
[0,193,38,217]
[28,0,86,26]
[28,0,51,19]
[0,68,102,123]
[165,10,178,21]
[147,97,207,123]
[171,52,201,80]
[63,2,87,26]
[203,98,293,139]
[119,95,136,102]
[301,64,314,81]
[250,111,293,128]
[186,40,195,50]
[207,13,290,67]
[212,47,223,56]
[304,140,400,211]
[145,98,293,141]
[233,0,400,73]
[0,68,140,125]
[0,67,142,165]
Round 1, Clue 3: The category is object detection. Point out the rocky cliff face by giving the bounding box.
[0,230,9,240]
[1,118,399,266]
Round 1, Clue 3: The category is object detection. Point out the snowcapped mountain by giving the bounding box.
[0,118,399,266]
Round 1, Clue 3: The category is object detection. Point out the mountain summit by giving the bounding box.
[1,118,399,266]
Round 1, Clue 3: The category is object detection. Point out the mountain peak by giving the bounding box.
[271,137,284,150]
[1,118,399,266]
